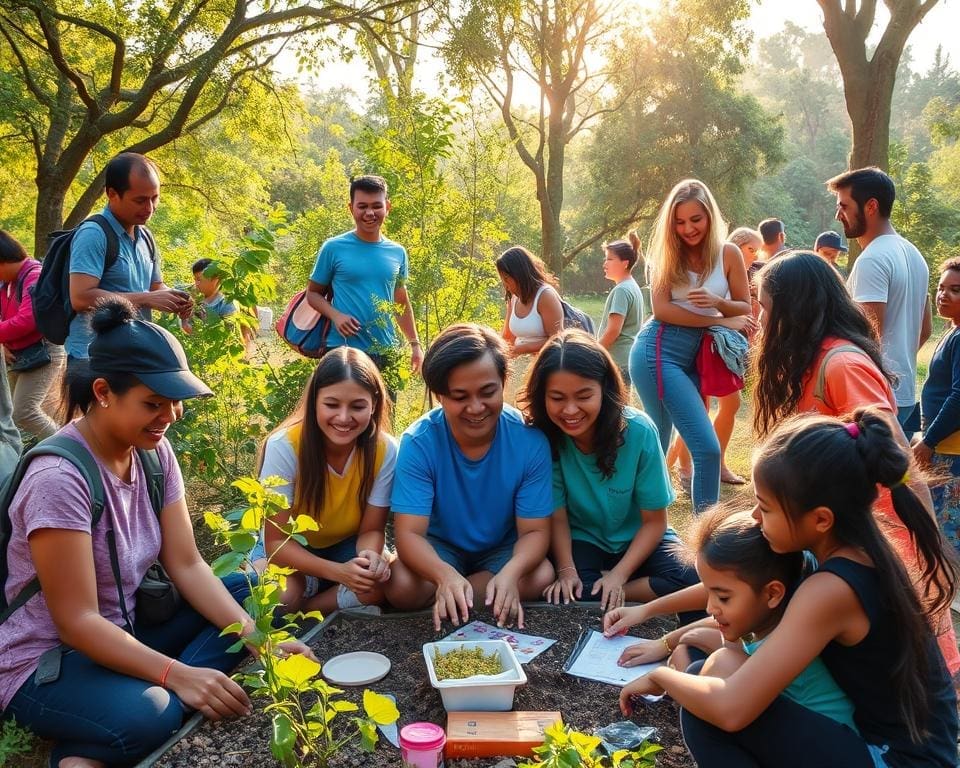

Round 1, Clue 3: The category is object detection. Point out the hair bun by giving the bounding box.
[850,408,909,489]
[90,296,138,334]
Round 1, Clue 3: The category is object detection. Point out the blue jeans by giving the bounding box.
[630,320,720,512]
[571,531,698,600]
[897,402,920,441]
[5,573,251,767]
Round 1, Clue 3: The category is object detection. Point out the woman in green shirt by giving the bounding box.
[519,330,698,612]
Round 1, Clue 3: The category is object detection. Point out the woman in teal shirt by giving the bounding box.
[519,329,698,612]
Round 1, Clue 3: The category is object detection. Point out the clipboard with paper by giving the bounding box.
[563,629,664,686]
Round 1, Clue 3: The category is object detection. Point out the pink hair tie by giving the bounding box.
[844,422,860,439]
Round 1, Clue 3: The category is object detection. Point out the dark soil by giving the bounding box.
[155,605,693,767]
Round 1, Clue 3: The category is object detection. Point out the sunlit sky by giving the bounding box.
[282,1,960,97]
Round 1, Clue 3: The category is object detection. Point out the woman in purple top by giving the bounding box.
[0,298,313,768]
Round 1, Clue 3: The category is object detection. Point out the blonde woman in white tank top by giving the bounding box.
[667,246,750,485]
[496,246,564,357]
[629,180,755,512]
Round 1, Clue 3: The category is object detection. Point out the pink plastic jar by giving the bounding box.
[399,722,446,768]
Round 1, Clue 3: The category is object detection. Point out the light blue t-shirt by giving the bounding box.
[743,637,858,732]
[391,405,553,553]
[552,408,675,552]
[309,230,409,352]
[203,293,238,319]
[66,207,161,358]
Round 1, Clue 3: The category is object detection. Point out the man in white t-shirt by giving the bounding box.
[827,167,931,433]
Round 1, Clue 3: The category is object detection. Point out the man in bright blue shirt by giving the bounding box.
[305,175,422,373]
[67,153,192,363]
[391,324,554,630]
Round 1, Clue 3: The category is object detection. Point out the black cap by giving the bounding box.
[814,231,848,252]
[89,317,213,400]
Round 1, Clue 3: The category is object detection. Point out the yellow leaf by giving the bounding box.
[293,514,320,532]
[363,690,399,725]
[241,506,264,532]
[203,511,231,533]
[571,731,601,754]
[274,653,320,687]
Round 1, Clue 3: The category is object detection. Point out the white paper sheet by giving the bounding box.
[564,630,664,686]
[440,620,557,663]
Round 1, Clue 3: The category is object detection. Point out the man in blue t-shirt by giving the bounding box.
[67,153,193,365]
[390,324,554,630]
[305,175,422,373]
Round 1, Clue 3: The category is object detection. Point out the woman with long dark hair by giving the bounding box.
[752,250,960,677]
[250,347,417,613]
[520,330,697,612]
[752,251,893,436]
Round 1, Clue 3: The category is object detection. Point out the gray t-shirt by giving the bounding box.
[847,234,929,407]
[598,277,645,373]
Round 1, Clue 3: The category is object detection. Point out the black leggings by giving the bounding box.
[680,662,875,768]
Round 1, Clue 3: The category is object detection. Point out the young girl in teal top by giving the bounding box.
[619,507,856,733]
[519,329,697,612]
[619,409,958,768]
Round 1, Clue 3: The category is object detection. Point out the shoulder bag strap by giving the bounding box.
[89,214,121,275]
[0,435,105,623]
[814,344,870,404]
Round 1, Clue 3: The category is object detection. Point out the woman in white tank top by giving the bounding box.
[666,248,749,486]
[496,246,564,357]
[629,180,754,513]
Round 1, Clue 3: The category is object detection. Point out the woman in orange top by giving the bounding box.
[752,250,960,677]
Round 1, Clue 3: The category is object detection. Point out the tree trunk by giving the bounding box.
[816,0,940,265]
[837,44,900,171]
[32,179,68,258]
[540,201,564,284]
[818,0,939,169]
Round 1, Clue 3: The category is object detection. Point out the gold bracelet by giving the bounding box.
[661,636,672,655]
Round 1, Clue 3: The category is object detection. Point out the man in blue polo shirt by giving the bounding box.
[67,153,192,366]
[305,175,422,373]
[390,324,555,630]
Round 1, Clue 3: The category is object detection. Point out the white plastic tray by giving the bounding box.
[422,639,527,711]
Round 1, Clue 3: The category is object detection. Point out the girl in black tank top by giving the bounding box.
[617,408,958,767]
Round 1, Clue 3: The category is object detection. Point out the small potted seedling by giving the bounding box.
[422,640,527,711]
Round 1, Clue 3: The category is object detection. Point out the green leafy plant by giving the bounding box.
[205,476,399,768]
[0,717,34,767]
[166,214,314,506]
[519,722,661,768]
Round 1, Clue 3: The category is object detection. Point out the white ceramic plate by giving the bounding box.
[322,651,392,686]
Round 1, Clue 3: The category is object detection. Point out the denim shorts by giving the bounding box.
[249,534,357,579]
[427,534,516,576]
